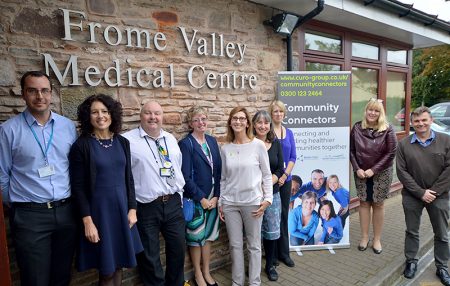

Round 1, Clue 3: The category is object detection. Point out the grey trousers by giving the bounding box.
[402,194,449,269]
[223,204,263,286]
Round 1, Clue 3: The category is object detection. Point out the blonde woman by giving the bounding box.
[219,106,273,286]
[179,106,221,286]
[269,100,296,267]
[350,98,397,254]
[326,175,350,228]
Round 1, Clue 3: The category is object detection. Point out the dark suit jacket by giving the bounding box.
[69,134,136,218]
[178,133,221,202]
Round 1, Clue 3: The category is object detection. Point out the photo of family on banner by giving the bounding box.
[277,70,352,251]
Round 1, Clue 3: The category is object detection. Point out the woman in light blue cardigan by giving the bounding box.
[288,191,319,246]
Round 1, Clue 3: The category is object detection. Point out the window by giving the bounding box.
[387,49,407,65]
[305,31,341,54]
[351,67,378,126]
[386,72,406,132]
[305,62,341,71]
[352,41,379,60]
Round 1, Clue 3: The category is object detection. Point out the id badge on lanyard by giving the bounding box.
[23,113,56,178]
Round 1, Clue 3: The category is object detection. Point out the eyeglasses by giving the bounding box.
[369,98,383,103]
[25,88,51,96]
[231,116,247,122]
[192,117,208,123]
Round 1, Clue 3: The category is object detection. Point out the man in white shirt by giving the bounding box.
[123,101,185,286]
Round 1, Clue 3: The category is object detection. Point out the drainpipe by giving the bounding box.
[286,0,325,70]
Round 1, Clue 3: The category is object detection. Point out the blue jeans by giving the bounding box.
[290,235,314,246]
[323,233,341,244]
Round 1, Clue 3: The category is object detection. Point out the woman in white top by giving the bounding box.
[219,106,273,286]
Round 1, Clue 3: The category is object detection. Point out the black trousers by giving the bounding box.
[136,194,186,286]
[403,194,449,269]
[276,180,292,260]
[10,202,77,286]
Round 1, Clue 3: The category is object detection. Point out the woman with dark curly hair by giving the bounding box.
[69,94,143,285]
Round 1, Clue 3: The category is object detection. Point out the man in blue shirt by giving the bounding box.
[0,71,78,286]
[291,169,327,203]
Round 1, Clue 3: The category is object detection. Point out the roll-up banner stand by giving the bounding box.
[278,71,351,251]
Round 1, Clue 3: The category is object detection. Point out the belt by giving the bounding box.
[155,194,175,203]
[12,198,71,209]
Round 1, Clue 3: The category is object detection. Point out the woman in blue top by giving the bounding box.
[288,191,319,246]
[269,100,297,266]
[179,106,221,286]
[327,175,350,228]
[318,200,343,244]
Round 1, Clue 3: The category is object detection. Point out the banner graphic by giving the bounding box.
[278,71,351,251]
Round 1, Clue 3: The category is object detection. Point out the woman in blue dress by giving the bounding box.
[70,94,143,285]
[179,106,221,286]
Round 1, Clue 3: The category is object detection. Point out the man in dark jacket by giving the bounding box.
[396,106,450,286]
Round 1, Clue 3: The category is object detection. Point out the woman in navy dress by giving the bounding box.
[179,106,221,286]
[70,94,143,285]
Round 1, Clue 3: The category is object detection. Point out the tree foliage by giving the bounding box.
[412,45,450,108]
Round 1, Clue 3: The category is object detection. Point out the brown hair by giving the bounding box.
[410,106,431,121]
[226,106,254,143]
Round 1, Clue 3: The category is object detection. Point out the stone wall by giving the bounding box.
[0,0,293,139]
[0,0,294,284]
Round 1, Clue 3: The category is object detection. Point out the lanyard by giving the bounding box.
[144,135,170,165]
[201,141,213,168]
[22,113,54,165]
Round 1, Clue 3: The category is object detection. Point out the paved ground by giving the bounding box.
[396,245,448,286]
[196,194,438,286]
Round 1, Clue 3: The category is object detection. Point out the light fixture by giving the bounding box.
[263,1,324,71]
[265,12,300,36]
[272,13,300,36]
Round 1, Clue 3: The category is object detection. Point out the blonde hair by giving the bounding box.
[268,100,286,115]
[361,99,388,131]
[326,174,343,191]
[226,106,254,143]
[186,106,207,131]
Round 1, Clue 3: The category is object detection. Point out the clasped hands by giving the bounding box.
[421,189,437,204]
[218,200,271,222]
[200,197,218,210]
[356,169,374,179]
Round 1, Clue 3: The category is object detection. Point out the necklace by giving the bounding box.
[91,133,114,148]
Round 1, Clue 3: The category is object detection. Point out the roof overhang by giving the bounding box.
[251,0,450,48]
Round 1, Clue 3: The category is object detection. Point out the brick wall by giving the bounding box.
[0,0,295,284]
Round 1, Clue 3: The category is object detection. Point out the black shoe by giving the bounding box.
[436,268,450,286]
[272,260,279,267]
[206,282,218,286]
[281,257,295,267]
[372,247,382,254]
[358,241,369,251]
[403,262,417,279]
[266,266,278,281]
